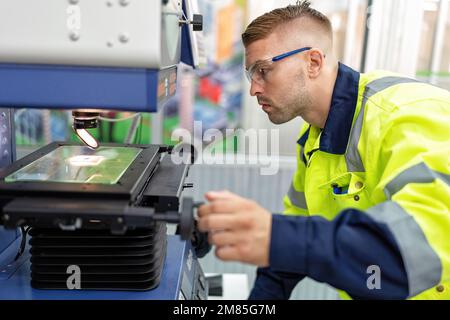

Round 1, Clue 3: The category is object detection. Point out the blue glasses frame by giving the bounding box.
[245,46,312,84]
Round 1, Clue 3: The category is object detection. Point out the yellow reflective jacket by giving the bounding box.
[283,63,450,299]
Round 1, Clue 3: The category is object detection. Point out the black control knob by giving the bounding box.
[192,14,203,31]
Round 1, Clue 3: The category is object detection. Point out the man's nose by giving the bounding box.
[250,80,264,96]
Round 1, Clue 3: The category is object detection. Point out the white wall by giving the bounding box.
[364,0,425,76]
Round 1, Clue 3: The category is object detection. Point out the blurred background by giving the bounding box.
[12,0,450,299]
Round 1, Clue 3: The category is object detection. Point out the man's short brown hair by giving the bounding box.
[241,1,332,47]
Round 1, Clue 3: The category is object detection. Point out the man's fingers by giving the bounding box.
[215,244,268,267]
[215,245,240,262]
[208,230,239,247]
[204,190,239,202]
[198,213,245,232]
[198,200,245,217]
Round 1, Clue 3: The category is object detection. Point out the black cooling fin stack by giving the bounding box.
[29,222,167,291]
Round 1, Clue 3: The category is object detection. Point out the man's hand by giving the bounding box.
[197,190,272,267]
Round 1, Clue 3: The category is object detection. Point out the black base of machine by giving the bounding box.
[0,142,212,292]
[29,222,167,291]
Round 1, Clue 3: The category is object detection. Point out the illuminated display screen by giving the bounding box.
[5,146,142,185]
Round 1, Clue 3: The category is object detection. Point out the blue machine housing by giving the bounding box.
[0,0,205,299]
[0,64,175,112]
[0,13,196,112]
[0,227,21,277]
[0,235,207,300]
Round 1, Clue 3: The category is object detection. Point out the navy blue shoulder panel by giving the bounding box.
[320,63,360,154]
[297,126,310,165]
[297,126,310,147]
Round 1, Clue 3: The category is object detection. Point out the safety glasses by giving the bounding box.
[245,46,312,85]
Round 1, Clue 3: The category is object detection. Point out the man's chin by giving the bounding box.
[267,115,286,125]
[267,112,296,125]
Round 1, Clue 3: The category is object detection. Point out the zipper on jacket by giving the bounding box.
[306,148,319,167]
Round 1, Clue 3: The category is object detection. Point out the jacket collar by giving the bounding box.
[297,62,360,154]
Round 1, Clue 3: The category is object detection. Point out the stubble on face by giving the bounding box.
[262,70,313,124]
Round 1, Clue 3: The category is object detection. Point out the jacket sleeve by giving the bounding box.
[269,211,409,299]
[364,96,450,297]
[269,95,450,299]
[248,267,305,300]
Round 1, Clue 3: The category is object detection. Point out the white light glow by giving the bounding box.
[69,155,105,167]
[75,128,99,149]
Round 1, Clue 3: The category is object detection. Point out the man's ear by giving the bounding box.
[306,49,324,79]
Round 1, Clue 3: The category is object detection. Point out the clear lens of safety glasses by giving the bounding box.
[245,62,268,84]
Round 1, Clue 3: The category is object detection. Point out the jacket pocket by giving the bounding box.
[319,172,371,212]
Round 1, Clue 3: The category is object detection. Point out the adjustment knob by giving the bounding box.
[192,14,203,31]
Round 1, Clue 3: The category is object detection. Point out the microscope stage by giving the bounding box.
[0,141,189,233]
[0,142,161,200]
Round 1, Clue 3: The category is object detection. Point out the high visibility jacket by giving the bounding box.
[250,63,450,300]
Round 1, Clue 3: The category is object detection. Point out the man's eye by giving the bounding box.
[258,67,269,76]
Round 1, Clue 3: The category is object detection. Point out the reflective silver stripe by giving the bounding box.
[385,162,450,199]
[345,101,366,172]
[366,201,442,297]
[345,77,419,172]
[287,183,307,209]
[363,76,418,94]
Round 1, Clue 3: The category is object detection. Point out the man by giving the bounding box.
[198,1,450,299]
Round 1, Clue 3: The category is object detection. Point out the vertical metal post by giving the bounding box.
[0,108,15,168]
[343,0,360,68]
[151,107,164,144]
[360,0,373,72]
[430,0,449,85]
[42,110,52,145]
